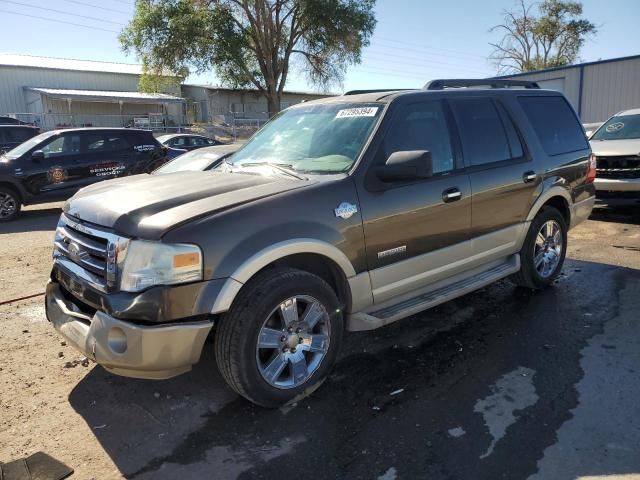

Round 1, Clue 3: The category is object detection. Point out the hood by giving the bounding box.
[64,170,312,239]
[589,138,640,157]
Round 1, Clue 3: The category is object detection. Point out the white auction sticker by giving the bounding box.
[336,107,378,119]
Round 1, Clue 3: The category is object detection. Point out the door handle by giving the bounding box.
[442,187,462,203]
[523,171,537,183]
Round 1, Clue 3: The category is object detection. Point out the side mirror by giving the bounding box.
[376,150,433,182]
[31,150,44,161]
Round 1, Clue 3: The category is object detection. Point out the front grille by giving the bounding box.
[596,155,640,179]
[55,221,109,278]
[53,214,128,292]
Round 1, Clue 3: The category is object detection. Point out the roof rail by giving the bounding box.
[343,89,413,95]
[424,79,540,90]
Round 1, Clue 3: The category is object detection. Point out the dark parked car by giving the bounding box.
[0,127,173,221]
[0,125,40,154]
[0,116,29,125]
[156,133,225,151]
[46,79,595,407]
[154,144,239,174]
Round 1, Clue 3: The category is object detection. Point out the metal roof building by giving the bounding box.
[0,54,185,129]
[498,54,640,123]
[0,54,330,130]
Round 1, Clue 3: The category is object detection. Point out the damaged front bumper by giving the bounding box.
[45,282,213,379]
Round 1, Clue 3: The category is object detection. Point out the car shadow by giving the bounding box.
[0,205,61,234]
[591,204,640,226]
[68,259,640,480]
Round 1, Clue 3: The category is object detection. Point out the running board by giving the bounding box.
[347,254,520,331]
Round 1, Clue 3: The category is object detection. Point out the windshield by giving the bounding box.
[4,130,56,159]
[229,102,383,173]
[592,114,640,141]
[155,148,224,174]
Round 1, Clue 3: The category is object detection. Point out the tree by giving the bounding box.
[120,0,376,115]
[489,0,596,74]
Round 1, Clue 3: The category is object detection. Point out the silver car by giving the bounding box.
[589,108,640,203]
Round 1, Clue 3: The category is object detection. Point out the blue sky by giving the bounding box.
[1,0,639,93]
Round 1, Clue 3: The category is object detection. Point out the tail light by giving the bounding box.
[586,154,597,183]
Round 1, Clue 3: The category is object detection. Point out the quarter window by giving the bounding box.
[385,101,455,174]
[518,96,588,156]
[450,98,515,166]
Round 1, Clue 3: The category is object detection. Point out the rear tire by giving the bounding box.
[0,186,21,222]
[214,267,343,408]
[512,206,567,289]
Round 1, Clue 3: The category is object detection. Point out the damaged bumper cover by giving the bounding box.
[45,282,213,379]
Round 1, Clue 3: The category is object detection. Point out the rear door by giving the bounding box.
[76,131,132,186]
[357,99,473,303]
[449,96,538,245]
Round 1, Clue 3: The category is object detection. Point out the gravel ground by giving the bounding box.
[1,204,639,479]
[0,202,62,303]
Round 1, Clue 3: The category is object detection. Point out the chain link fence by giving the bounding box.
[3,111,272,143]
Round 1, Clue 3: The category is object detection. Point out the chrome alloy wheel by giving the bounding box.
[0,192,17,219]
[534,220,563,278]
[256,295,331,389]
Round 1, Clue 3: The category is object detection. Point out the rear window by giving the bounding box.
[450,98,522,166]
[518,96,588,156]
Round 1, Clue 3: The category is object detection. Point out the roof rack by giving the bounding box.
[424,79,540,90]
[343,89,413,95]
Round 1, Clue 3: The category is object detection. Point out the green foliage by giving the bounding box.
[489,0,596,74]
[120,0,377,113]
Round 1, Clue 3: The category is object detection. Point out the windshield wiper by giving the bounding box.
[239,162,306,180]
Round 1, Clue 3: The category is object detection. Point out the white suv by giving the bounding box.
[589,108,640,204]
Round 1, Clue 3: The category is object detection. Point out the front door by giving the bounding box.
[356,99,472,304]
[23,132,86,201]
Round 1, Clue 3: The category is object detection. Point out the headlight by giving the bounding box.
[119,240,203,292]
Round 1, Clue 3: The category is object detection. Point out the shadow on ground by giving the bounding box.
[67,259,640,479]
[0,206,61,234]
[591,204,640,226]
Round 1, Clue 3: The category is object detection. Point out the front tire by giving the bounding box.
[0,186,21,222]
[512,206,567,289]
[215,267,343,408]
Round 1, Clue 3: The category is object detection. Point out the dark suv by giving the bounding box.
[0,125,40,154]
[0,128,172,221]
[45,80,595,407]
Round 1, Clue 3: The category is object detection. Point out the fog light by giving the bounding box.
[108,327,127,354]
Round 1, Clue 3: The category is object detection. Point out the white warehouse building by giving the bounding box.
[0,54,328,131]
[0,54,185,130]
[499,54,640,123]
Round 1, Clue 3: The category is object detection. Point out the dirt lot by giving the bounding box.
[1,205,640,479]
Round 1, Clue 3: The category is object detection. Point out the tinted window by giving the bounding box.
[7,128,37,143]
[172,137,187,147]
[518,96,588,155]
[190,136,208,146]
[84,133,130,152]
[386,101,454,174]
[41,134,81,159]
[496,102,524,158]
[450,98,512,166]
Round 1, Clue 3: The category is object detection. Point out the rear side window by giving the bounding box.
[450,98,520,166]
[518,96,588,156]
